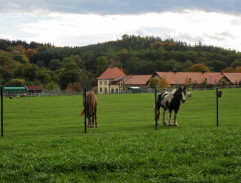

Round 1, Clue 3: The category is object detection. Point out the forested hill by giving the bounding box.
[0,35,241,90]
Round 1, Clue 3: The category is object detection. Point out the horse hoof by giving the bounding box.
[163,121,168,125]
[173,123,179,126]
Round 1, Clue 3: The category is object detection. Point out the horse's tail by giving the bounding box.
[80,109,85,117]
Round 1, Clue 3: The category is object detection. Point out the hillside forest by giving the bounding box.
[1,35,241,90]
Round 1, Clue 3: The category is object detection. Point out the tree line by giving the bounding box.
[0,35,241,90]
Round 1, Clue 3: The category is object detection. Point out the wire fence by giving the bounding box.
[0,86,241,137]
[2,84,240,97]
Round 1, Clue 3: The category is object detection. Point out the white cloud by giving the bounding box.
[14,10,241,51]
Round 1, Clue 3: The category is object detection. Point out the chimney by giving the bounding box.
[221,70,224,75]
[173,69,177,73]
[202,70,205,74]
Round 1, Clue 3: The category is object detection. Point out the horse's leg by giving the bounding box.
[167,110,172,126]
[87,116,91,128]
[94,114,98,128]
[155,108,160,125]
[91,115,95,128]
[173,112,178,126]
[95,107,98,128]
[162,109,167,125]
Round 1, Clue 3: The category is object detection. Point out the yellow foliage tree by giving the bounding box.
[223,67,234,73]
[187,63,210,72]
[66,82,82,93]
[158,77,170,89]
[234,66,241,73]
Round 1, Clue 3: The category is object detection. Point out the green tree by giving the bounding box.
[0,55,11,65]
[71,55,84,69]
[208,60,227,72]
[38,70,51,85]
[5,78,25,87]
[231,58,241,68]
[62,57,75,64]
[59,62,81,89]
[96,56,109,76]
[46,81,58,90]
[48,59,62,71]
[15,64,38,81]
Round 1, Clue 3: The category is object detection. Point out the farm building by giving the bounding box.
[3,86,44,96]
[152,71,241,87]
[97,66,126,94]
[97,66,241,94]
[25,86,43,94]
[97,66,152,94]
[3,87,26,96]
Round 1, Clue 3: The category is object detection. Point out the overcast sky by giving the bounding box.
[0,0,241,51]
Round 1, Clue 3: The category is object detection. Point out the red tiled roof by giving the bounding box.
[155,72,225,85]
[97,66,126,79]
[25,86,43,90]
[223,73,241,83]
[124,75,152,85]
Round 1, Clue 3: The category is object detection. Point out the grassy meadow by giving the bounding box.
[0,88,241,182]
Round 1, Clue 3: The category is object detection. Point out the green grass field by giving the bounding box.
[0,88,240,182]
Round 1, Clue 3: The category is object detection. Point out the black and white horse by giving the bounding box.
[155,87,186,126]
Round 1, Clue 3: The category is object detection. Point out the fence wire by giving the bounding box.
[1,87,241,137]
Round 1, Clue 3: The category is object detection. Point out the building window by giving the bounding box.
[104,81,107,85]
[100,87,102,93]
[115,89,119,93]
[104,88,107,94]
[111,89,114,93]
[100,81,102,85]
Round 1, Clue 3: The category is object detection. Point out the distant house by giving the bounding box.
[25,86,43,93]
[97,66,153,94]
[97,66,126,94]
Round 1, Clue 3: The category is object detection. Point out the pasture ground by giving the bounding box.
[0,88,240,182]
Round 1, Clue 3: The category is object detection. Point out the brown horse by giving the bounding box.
[80,91,98,128]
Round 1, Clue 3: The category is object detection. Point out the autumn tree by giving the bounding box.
[24,48,36,58]
[187,63,210,72]
[149,77,158,88]
[66,82,82,93]
[158,77,170,89]
[234,66,241,73]
[223,67,234,73]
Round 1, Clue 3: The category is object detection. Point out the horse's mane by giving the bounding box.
[171,89,177,94]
